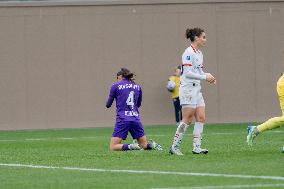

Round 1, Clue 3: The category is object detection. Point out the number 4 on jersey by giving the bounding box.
[126,91,134,109]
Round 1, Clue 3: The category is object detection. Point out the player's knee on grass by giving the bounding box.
[109,137,123,151]
[137,136,148,149]
[109,143,117,151]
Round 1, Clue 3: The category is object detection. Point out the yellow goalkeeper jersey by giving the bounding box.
[169,75,180,99]
[277,73,284,100]
[277,74,284,115]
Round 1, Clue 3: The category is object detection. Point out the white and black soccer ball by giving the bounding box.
[167,80,176,92]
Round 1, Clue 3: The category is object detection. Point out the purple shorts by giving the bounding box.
[112,121,145,140]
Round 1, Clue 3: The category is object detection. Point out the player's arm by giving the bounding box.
[182,52,206,80]
[182,52,214,82]
[185,70,215,83]
[185,71,206,80]
[137,88,142,108]
[106,84,116,108]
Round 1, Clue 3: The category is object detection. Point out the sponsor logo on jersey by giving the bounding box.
[118,84,140,90]
[125,111,139,117]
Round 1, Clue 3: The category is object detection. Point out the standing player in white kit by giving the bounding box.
[169,27,216,156]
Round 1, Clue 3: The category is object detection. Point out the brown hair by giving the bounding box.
[185,27,204,42]
[117,68,135,81]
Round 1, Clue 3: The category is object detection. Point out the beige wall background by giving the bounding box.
[0,0,283,130]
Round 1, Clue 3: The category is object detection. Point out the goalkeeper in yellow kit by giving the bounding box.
[247,73,284,153]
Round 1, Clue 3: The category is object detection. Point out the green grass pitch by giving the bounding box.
[0,123,283,189]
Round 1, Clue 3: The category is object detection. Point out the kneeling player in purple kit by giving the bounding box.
[106,68,162,151]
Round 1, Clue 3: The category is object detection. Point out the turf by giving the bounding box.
[0,123,283,189]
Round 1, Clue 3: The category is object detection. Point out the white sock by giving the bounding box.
[193,122,204,148]
[172,122,189,148]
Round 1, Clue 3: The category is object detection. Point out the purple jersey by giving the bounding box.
[106,79,142,123]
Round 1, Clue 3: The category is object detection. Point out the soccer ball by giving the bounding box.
[282,146,284,153]
[167,80,176,92]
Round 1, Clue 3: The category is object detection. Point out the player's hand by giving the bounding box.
[205,73,215,83]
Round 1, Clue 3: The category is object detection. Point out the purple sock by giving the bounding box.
[122,144,130,151]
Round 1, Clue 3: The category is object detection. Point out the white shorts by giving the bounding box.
[179,84,205,109]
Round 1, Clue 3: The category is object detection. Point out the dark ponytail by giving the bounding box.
[185,27,204,42]
[118,68,135,81]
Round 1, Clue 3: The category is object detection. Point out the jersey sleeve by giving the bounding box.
[185,71,206,80]
[182,50,206,80]
[106,84,116,108]
[182,50,194,65]
[137,87,142,108]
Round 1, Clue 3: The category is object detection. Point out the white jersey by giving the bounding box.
[180,45,205,88]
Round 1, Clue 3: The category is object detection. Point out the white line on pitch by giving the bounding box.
[0,163,284,181]
[0,136,102,142]
[270,130,283,133]
[25,138,46,141]
[151,183,284,189]
[0,139,17,142]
